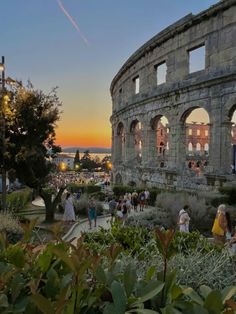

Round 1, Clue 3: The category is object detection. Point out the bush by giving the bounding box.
[149,188,162,206]
[67,183,86,193]
[0,212,23,243]
[219,185,236,205]
[91,191,106,201]
[155,192,213,234]
[67,183,101,194]
[4,188,33,212]
[170,249,236,290]
[125,209,164,229]
[74,194,104,216]
[86,184,101,194]
[112,185,134,198]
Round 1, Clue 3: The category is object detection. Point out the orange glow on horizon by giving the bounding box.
[56,132,111,148]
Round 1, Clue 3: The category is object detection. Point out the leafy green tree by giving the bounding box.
[2,85,64,222]
[80,150,98,171]
[74,149,80,170]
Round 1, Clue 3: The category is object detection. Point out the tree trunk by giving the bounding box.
[40,187,66,223]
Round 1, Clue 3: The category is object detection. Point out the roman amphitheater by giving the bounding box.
[110,0,236,190]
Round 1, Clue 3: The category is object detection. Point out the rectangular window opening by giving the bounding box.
[134,76,140,94]
[156,62,167,85]
[189,45,205,73]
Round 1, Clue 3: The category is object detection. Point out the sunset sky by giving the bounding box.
[0,0,219,148]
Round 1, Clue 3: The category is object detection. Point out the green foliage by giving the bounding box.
[0,212,23,244]
[149,188,162,206]
[86,184,101,194]
[112,185,134,197]
[74,194,104,216]
[67,183,101,194]
[0,222,236,313]
[219,185,236,205]
[5,188,32,212]
[155,192,213,234]
[171,231,221,254]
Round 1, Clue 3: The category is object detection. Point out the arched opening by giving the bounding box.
[184,107,210,175]
[151,115,169,167]
[231,109,236,173]
[130,120,142,162]
[188,142,193,153]
[115,173,123,185]
[116,122,125,161]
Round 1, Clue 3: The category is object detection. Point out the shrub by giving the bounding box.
[67,183,86,193]
[0,212,23,243]
[170,249,236,290]
[67,183,101,194]
[86,184,101,194]
[91,191,106,201]
[112,185,133,198]
[125,209,164,229]
[155,192,213,234]
[149,188,162,206]
[5,188,33,212]
[219,185,236,205]
[74,194,104,216]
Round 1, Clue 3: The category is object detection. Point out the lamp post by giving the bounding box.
[0,56,7,211]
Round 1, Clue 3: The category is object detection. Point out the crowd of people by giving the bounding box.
[62,183,235,252]
[108,189,150,223]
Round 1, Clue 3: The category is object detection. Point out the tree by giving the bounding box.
[74,149,80,170]
[101,155,112,172]
[80,150,98,171]
[2,85,64,222]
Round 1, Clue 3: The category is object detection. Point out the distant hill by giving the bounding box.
[62,147,111,154]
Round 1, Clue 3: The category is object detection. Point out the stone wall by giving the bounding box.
[110,0,236,190]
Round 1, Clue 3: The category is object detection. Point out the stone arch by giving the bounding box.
[179,106,210,172]
[116,122,125,161]
[117,121,124,135]
[227,99,236,173]
[224,94,236,122]
[115,173,123,185]
[150,114,169,167]
[204,143,209,151]
[129,119,142,162]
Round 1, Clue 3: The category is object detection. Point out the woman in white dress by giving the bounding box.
[178,205,190,232]
[63,193,75,222]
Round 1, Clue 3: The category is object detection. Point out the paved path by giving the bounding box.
[64,205,155,244]
[63,216,112,244]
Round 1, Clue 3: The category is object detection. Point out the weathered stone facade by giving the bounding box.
[110,0,236,190]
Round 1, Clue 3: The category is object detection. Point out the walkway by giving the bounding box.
[63,215,112,244]
[63,205,155,244]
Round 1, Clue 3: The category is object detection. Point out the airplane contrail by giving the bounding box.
[56,0,89,46]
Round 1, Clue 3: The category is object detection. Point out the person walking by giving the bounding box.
[178,205,190,233]
[212,204,228,244]
[63,192,76,222]
[87,197,97,229]
[131,190,138,212]
[138,191,145,212]
[108,198,117,223]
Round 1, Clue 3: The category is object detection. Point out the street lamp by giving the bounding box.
[0,57,21,211]
[0,56,7,211]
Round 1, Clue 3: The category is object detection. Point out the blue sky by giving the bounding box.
[0,0,219,147]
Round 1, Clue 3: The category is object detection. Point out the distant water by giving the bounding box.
[65,152,111,161]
